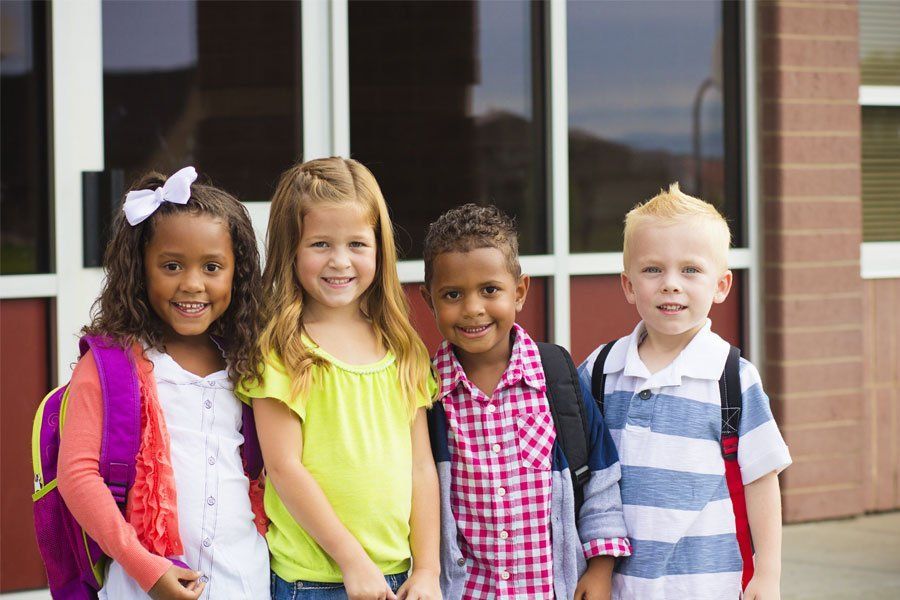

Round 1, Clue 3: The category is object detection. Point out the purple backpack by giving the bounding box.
[31,335,263,599]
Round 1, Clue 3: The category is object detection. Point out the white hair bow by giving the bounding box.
[123,166,198,226]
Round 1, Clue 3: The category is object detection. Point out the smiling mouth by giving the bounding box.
[657,303,687,313]
[457,323,493,338]
[171,301,210,316]
[322,277,354,287]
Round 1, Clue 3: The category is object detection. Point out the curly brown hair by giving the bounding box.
[422,203,521,287]
[83,171,263,386]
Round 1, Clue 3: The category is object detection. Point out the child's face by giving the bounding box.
[144,213,234,343]
[621,219,732,343]
[422,246,529,363]
[295,204,377,318]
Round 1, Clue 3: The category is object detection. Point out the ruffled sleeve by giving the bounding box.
[237,353,303,418]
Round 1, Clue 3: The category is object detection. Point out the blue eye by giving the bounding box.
[683,266,700,274]
[349,241,368,248]
[311,241,328,248]
[642,266,661,273]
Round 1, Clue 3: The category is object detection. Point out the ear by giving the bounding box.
[713,269,733,304]
[514,275,530,313]
[620,272,637,305]
[419,284,436,315]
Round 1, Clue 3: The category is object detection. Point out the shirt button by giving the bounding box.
[202,538,211,548]
[500,570,510,580]
[207,496,216,506]
[487,404,496,413]
[639,389,651,400]
[499,530,509,539]
[492,444,501,454]
[497,487,506,497]
[204,399,212,409]
[208,456,216,465]
[456,557,465,567]
[207,381,215,387]
[199,575,209,583]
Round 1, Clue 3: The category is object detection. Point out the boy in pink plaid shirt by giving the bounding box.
[420,204,631,600]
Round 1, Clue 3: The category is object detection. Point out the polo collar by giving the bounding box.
[433,323,545,400]
[611,320,730,386]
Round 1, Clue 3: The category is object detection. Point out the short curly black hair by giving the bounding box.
[423,203,521,287]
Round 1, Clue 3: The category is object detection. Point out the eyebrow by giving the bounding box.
[156,251,229,261]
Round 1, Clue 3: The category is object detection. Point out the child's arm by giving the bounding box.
[743,471,782,600]
[253,396,396,600]
[397,408,440,600]
[57,353,204,599]
[574,354,632,599]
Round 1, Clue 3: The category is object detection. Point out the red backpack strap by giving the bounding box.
[719,345,754,590]
[80,335,142,510]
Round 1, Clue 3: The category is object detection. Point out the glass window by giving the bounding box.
[1,0,51,275]
[567,1,742,253]
[89,0,303,265]
[861,107,900,242]
[349,0,547,258]
[860,0,900,86]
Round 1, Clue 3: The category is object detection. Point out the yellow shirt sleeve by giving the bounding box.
[417,367,439,409]
[237,353,305,419]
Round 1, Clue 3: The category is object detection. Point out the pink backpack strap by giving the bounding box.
[79,336,142,509]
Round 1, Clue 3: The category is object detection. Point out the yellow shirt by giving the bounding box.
[238,342,433,582]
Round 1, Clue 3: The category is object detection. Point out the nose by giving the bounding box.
[661,273,682,293]
[180,267,205,293]
[462,295,485,318]
[328,247,351,270]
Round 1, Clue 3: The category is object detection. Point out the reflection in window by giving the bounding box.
[349,1,547,258]
[102,0,302,202]
[1,1,50,274]
[567,1,742,253]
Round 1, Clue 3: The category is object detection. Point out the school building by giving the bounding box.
[1,0,897,593]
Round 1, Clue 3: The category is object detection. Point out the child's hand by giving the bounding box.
[397,567,440,600]
[574,555,614,600]
[743,570,781,600]
[148,565,205,600]
[342,554,397,600]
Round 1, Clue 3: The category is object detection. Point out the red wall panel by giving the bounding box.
[1,299,50,591]
[569,273,744,364]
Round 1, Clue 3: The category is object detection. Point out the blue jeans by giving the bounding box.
[271,571,408,600]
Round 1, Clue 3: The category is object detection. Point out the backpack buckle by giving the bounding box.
[721,436,739,461]
[574,465,590,485]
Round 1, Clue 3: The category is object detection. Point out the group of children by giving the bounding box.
[49,156,791,600]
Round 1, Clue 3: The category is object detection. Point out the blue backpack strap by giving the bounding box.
[590,339,619,416]
[79,335,142,510]
[537,342,590,515]
[240,402,263,479]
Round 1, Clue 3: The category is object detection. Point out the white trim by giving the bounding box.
[859,85,900,106]
[861,242,900,279]
[548,0,570,349]
[744,0,764,365]
[302,0,335,159]
[51,0,105,384]
[331,0,350,157]
[0,275,57,299]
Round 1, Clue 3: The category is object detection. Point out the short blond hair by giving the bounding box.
[622,182,731,269]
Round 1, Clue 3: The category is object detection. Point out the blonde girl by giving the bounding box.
[240,157,439,600]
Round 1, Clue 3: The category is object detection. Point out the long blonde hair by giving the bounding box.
[259,157,431,418]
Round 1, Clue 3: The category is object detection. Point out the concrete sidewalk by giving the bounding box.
[4,511,899,599]
[781,511,900,599]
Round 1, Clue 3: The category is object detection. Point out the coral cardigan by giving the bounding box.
[59,346,211,592]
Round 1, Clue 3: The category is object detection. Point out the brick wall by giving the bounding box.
[759,0,866,522]
[862,278,900,511]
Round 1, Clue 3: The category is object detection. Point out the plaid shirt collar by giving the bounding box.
[434,323,546,401]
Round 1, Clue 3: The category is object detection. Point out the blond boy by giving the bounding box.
[577,184,792,599]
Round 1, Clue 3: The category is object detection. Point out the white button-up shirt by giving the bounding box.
[100,350,269,599]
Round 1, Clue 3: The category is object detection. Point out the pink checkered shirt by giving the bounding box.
[434,324,628,600]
